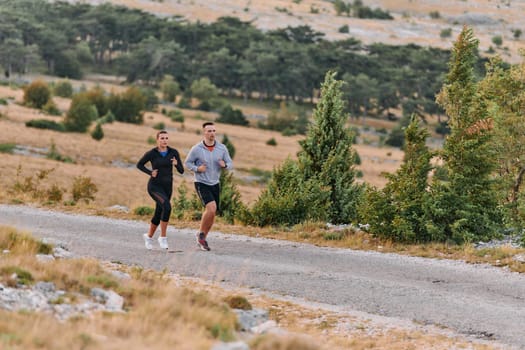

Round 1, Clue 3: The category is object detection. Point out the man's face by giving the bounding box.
[203,125,216,143]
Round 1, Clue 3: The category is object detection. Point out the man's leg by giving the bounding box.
[200,201,217,237]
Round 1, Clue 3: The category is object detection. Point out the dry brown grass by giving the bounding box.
[0,81,403,208]
[1,225,506,350]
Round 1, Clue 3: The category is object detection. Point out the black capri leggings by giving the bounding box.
[147,182,172,225]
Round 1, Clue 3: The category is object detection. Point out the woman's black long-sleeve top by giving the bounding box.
[136,146,184,185]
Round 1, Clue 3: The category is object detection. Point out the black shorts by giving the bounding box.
[195,182,220,209]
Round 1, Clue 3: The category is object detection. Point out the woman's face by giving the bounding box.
[157,133,169,148]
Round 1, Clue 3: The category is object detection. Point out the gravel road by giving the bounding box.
[1,204,524,349]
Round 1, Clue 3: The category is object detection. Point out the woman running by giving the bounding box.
[137,130,184,250]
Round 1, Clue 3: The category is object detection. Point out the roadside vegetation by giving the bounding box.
[0,227,502,350]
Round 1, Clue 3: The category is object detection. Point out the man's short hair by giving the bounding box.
[156,130,168,138]
[202,122,215,128]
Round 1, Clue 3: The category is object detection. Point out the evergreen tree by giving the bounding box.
[221,135,236,160]
[428,26,502,243]
[217,134,244,224]
[247,158,328,226]
[479,57,525,230]
[360,116,434,242]
[90,122,104,141]
[298,71,362,224]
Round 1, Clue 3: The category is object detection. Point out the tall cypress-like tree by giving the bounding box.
[428,26,502,243]
[298,71,362,224]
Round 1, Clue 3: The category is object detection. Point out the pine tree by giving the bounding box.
[479,57,525,229]
[429,26,502,243]
[360,116,434,242]
[90,122,104,141]
[298,71,362,224]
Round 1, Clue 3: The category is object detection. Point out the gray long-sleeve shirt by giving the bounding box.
[184,141,233,185]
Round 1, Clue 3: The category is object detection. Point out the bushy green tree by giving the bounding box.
[190,77,219,103]
[428,26,502,243]
[160,74,180,103]
[298,71,363,224]
[23,80,51,109]
[53,80,73,98]
[63,94,97,132]
[85,86,109,117]
[216,105,249,126]
[107,87,145,124]
[359,116,434,242]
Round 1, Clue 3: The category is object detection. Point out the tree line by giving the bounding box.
[0,0,490,124]
[231,27,524,246]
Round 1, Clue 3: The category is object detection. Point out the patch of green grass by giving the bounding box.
[0,143,15,154]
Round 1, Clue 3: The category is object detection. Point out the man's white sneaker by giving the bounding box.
[158,237,169,250]
[143,234,154,250]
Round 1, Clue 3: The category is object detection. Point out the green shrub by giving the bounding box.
[246,158,328,226]
[43,100,61,116]
[47,142,74,163]
[440,28,452,39]
[266,138,277,146]
[492,35,503,46]
[221,134,236,159]
[177,97,191,109]
[153,122,165,130]
[134,206,154,216]
[53,80,73,98]
[91,123,104,141]
[0,98,7,105]
[338,24,349,33]
[64,93,97,132]
[168,109,184,123]
[429,10,440,19]
[23,80,51,109]
[25,119,66,132]
[216,105,249,126]
[160,75,180,103]
[0,143,15,154]
[85,86,108,117]
[0,266,34,286]
[107,87,145,124]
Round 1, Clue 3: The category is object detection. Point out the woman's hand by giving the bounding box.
[151,169,158,178]
[171,157,178,166]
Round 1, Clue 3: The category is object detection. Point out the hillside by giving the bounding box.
[77,0,525,63]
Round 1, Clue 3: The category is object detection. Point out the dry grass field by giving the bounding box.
[95,0,525,63]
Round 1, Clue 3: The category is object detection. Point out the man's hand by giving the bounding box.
[197,163,207,173]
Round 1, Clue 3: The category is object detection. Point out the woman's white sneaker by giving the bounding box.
[158,237,169,250]
[143,234,154,250]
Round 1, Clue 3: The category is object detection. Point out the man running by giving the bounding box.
[184,122,233,251]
